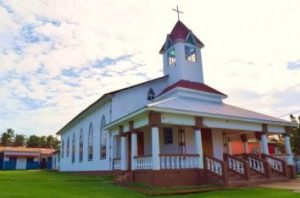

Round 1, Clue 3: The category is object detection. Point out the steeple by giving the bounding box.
[160,21,205,85]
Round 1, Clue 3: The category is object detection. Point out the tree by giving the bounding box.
[290,114,300,154]
[46,135,60,150]
[1,128,15,146]
[14,134,27,147]
[26,135,40,148]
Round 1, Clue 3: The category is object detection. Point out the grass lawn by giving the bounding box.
[0,170,299,198]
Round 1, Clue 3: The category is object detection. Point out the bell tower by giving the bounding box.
[159,20,205,85]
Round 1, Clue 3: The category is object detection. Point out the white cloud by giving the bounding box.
[0,0,299,135]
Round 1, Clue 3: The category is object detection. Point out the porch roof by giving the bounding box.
[105,96,294,130]
[147,96,293,126]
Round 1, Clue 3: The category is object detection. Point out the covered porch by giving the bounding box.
[108,110,296,186]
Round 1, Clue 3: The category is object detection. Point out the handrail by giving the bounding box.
[224,153,249,179]
[133,154,152,159]
[159,154,200,157]
[160,154,200,169]
[262,154,287,176]
[246,153,270,178]
[204,155,228,183]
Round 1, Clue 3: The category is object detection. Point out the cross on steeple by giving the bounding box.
[172,5,183,21]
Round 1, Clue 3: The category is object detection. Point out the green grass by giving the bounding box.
[0,170,298,198]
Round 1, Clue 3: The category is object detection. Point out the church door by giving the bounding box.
[201,128,213,157]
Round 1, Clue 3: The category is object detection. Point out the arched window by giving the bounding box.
[79,129,83,162]
[72,133,76,163]
[147,88,155,101]
[88,123,93,161]
[61,140,64,158]
[100,116,107,159]
[66,136,70,157]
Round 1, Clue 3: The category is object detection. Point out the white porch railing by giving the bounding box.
[262,154,287,176]
[247,155,265,174]
[160,154,200,169]
[205,156,223,176]
[273,154,294,165]
[113,158,121,170]
[135,155,152,170]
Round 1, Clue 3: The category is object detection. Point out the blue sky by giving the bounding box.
[0,0,300,136]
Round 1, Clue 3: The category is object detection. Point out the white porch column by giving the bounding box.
[120,136,128,171]
[194,128,204,168]
[131,132,138,170]
[261,133,269,155]
[151,126,160,170]
[284,133,293,165]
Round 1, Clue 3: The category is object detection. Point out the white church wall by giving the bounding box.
[161,113,195,126]
[158,126,196,155]
[268,125,285,133]
[111,78,167,121]
[212,129,224,160]
[204,117,262,132]
[60,101,111,172]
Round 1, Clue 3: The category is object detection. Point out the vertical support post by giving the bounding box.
[121,136,128,171]
[240,134,248,154]
[284,130,293,165]
[261,134,269,155]
[195,128,204,168]
[261,124,269,155]
[131,132,137,170]
[151,126,160,170]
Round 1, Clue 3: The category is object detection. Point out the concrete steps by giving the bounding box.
[226,169,289,187]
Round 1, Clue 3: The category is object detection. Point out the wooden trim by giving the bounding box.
[195,117,203,129]
[262,124,268,134]
[240,134,248,143]
[129,121,134,132]
[148,111,161,126]
[118,126,123,135]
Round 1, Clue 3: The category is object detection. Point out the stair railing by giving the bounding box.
[204,155,228,183]
[224,153,250,180]
[246,153,270,178]
[262,154,287,177]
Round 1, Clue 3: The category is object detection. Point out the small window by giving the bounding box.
[163,127,173,145]
[185,46,197,62]
[147,88,155,101]
[167,48,176,65]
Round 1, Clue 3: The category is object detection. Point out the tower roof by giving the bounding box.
[159,21,204,54]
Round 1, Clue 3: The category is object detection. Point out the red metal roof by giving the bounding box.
[160,21,204,53]
[159,80,227,97]
[0,147,55,155]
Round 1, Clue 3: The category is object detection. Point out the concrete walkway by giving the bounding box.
[259,178,300,192]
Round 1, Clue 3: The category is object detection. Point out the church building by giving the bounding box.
[57,18,297,186]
